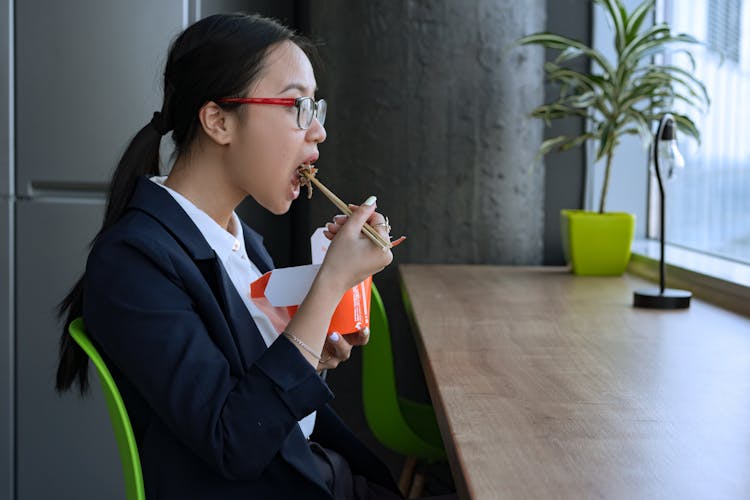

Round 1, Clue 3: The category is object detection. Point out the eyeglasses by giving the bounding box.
[216,96,327,130]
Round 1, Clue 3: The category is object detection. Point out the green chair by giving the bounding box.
[68,318,145,500]
[362,284,446,496]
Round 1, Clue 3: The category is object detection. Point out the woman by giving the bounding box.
[54,13,434,500]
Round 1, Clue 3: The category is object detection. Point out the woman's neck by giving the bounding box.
[165,152,244,232]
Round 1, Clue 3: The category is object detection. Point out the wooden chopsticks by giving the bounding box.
[298,168,394,250]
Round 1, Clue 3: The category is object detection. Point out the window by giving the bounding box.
[654,0,750,264]
[708,0,742,63]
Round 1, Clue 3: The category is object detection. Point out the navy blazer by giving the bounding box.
[83,177,399,499]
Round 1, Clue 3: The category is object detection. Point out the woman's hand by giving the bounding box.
[317,197,393,294]
[317,328,370,372]
[284,198,390,369]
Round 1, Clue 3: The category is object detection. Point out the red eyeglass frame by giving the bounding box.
[216,96,325,130]
[216,97,299,106]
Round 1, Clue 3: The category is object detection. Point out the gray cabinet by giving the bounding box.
[15,200,113,499]
[0,200,11,500]
[15,0,184,192]
[0,0,11,495]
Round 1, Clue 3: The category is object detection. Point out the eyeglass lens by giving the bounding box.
[298,98,327,129]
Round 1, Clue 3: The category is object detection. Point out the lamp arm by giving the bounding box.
[653,115,670,295]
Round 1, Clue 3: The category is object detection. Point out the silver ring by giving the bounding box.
[373,216,391,233]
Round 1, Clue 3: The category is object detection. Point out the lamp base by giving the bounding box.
[633,288,691,309]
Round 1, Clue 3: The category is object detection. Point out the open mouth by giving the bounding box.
[297,163,318,199]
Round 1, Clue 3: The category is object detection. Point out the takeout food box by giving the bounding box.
[249,228,372,335]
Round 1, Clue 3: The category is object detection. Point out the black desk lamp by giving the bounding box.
[633,113,692,309]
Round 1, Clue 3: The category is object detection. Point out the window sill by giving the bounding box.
[628,239,750,317]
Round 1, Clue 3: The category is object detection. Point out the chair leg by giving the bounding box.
[398,456,418,496]
[407,472,425,499]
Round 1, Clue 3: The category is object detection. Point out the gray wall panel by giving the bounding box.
[15,0,184,193]
[543,0,590,264]
[0,0,11,497]
[0,0,8,197]
[15,200,120,500]
[0,200,11,500]
[200,0,294,23]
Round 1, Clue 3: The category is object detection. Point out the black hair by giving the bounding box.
[56,13,315,394]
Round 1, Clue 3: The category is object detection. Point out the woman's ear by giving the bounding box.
[198,101,233,145]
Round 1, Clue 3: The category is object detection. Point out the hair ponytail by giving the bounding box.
[55,120,163,394]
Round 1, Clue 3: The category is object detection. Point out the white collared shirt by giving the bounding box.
[150,176,316,438]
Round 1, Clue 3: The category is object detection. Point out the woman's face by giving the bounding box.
[225,40,326,215]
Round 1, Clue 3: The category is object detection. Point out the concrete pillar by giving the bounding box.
[308,0,546,264]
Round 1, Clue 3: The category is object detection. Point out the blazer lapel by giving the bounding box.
[211,259,267,368]
[128,177,267,369]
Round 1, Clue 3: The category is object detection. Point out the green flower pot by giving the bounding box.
[560,210,635,276]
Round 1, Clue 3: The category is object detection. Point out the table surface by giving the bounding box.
[399,265,750,500]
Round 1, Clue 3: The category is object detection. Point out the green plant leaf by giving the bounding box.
[662,46,699,72]
[517,33,616,80]
[568,92,599,108]
[624,0,655,44]
[596,120,618,161]
[596,0,627,53]
[531,102,591,124]
[617,90,656,115]
[641,65,711,105]
[620,24,672,63]
[537,135,571,158]
[637,65,710,105]
[622,32,701,69]
[546,65,603,89]
[559,133,596,151]
[620,108,653,147]
[555,46,587,65]
[671,113,701,143]
[675,93,706,111]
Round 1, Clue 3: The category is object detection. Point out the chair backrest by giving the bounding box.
[68,317,145,500]
[361,284,444,459]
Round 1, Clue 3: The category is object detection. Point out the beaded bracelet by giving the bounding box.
[282,331,321,362]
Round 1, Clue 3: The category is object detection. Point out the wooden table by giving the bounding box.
[399,265,750,500]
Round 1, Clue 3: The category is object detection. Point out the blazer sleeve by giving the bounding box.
[83,232,333,480]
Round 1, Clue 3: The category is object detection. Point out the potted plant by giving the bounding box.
[518,0,709,275]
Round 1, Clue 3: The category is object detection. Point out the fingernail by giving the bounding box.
[363,196,377,206]
[362,327,370,336]
[329,332,341,342]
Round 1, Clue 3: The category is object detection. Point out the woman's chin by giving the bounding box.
[267,200,292,216]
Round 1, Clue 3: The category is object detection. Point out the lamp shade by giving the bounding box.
[657,119,685,179]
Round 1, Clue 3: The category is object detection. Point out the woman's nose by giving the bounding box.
[308,117,327,144]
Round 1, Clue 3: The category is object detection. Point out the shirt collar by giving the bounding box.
[149,176,246,263]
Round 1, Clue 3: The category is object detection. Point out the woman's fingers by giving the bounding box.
[342,200,377,238]
[347,327,370,346]
[317,332,353,370]
[343,201,390,242]
[367,213,390,240]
